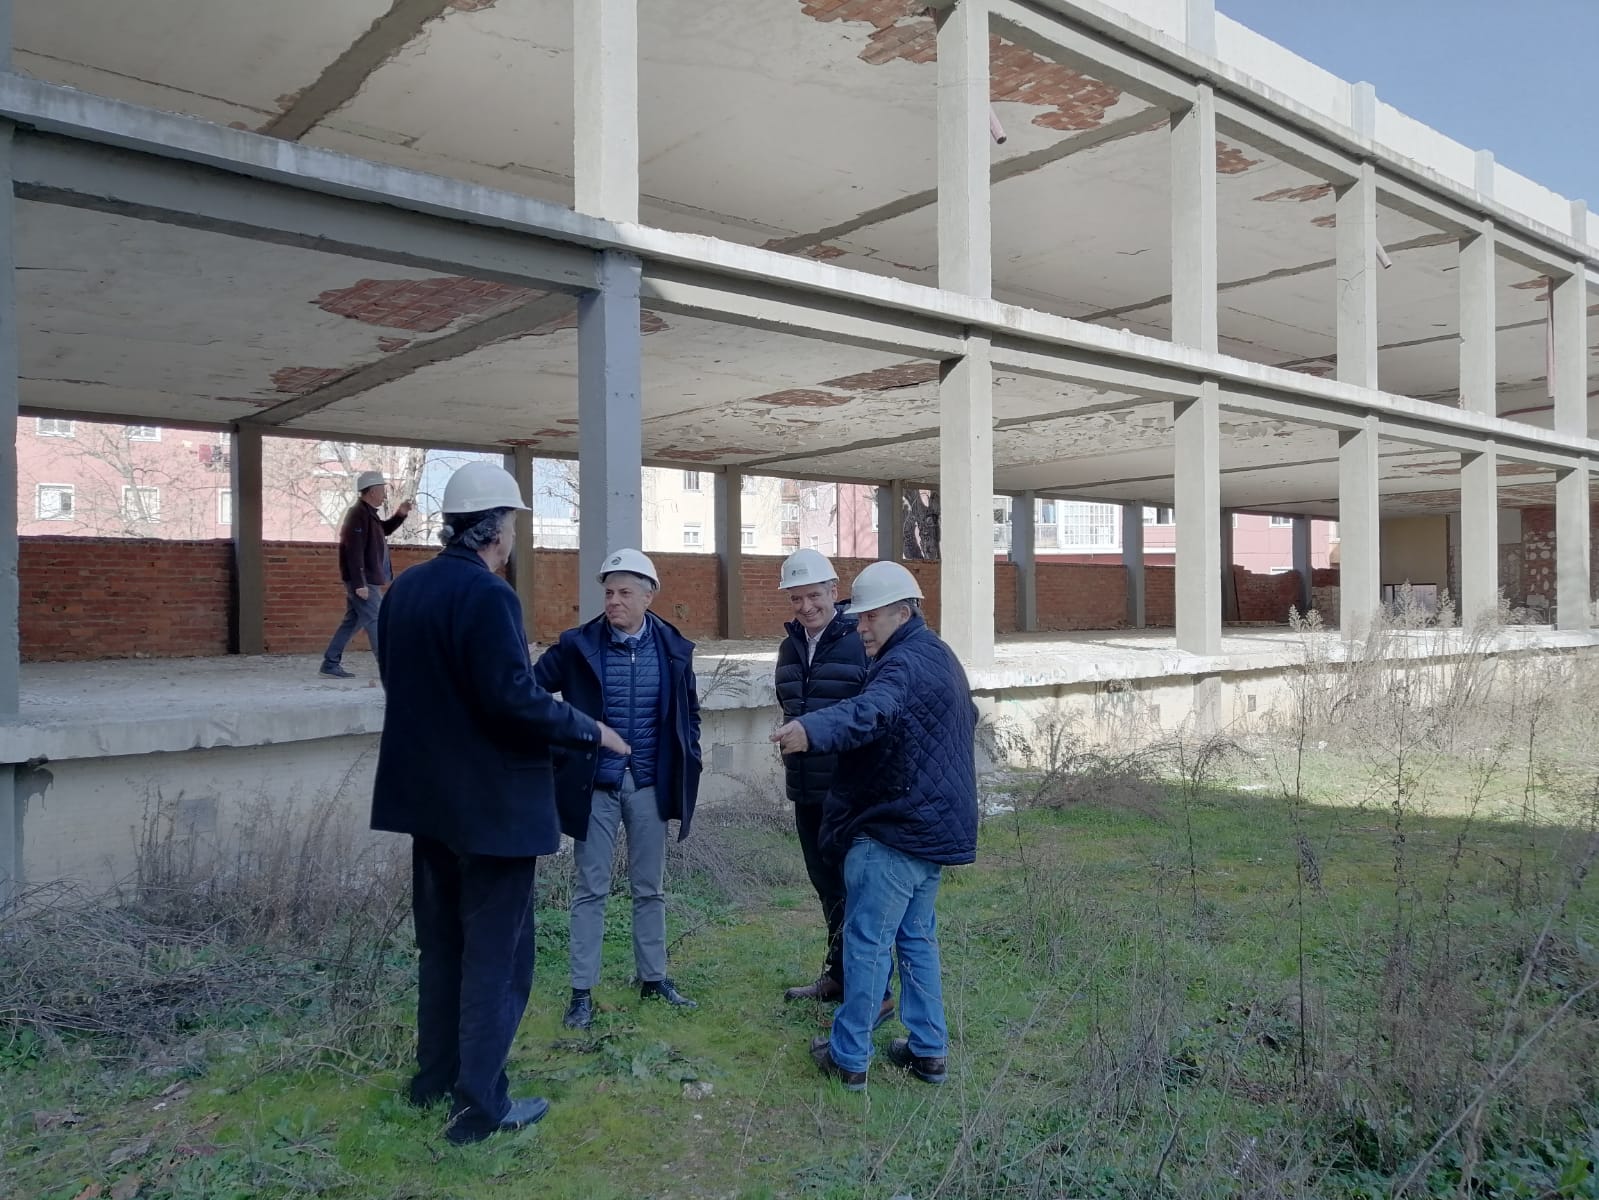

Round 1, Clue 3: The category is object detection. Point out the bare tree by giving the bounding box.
[904,488,940,560]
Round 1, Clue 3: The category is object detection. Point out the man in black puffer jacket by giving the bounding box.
[772,550,891,1027]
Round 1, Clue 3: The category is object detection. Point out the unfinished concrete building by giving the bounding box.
[2,0,1596,894]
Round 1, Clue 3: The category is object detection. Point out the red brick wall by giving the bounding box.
[1034,563,1127,629]
[20,536,231,661]
[1233,566,1303,623]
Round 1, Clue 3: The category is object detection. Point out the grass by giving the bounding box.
[4,769,1597,1200]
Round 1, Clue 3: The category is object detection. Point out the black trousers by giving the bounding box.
[409,836,538,1138]
[794,802,847,987]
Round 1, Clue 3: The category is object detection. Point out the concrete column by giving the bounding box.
[940,335,995,667]
[1555,461,1591,631]
[1337,416,1381,637]
[577,252,644,618]
[507,447,536,641]
[1170,84,1218,352]
[1552,266,1589,438]
[1184,0,1217,55]
[1336,163,1379,389]
[1174,385,1221,654]
[1219,508,1239,622]
[715,470,744,640]
[878,481,906,561]
[0,122,17,715]
[937,0,991,298]
[1458,222,1497,415]
[1459,444,1499,627]
[1291,516,1312,615]
[1011,491,1037,632]
[573,0,638,223]
[1122,502,1146,629]
[230,423,265,655]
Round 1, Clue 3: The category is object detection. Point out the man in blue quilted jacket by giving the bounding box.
[772,560,979,1091]
[534,548,703,1032]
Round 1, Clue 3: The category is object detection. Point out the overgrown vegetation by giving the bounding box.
[3,616,1598,1198]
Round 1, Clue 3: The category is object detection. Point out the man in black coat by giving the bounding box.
[372,462,627,1145]
[772,550,892,1027]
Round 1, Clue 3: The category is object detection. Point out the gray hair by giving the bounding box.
[439,506,514,550]
[601,570,657,596]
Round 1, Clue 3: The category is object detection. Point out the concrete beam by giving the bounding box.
[1011,491,1038,632]
[1555,462,1592,631]
[990,337,1200,399]
[230,424,265,656]
[1458,444,1498,627]
[1122,503,1146,628]
[940,335,996,667]
[937,0,991,299]
[1458,222,1497,416]
[577,252,644,618]
[1336,163,1379,389]
[879,481,906,562]
[1213,94,1356,186]
[1291,515,1312,614]
[1174,385,1221,653]
[715,471,744,640]
[573,0,638,223]
[1170,84,1218,353]
[508,447,536,641]
[261,0,455,142]
[990,0,1196,109]
[1552,266,1589,438]
[1338,416,1381,637]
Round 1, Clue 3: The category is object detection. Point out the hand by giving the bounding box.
[597,722,631,756]
[771,720,809,754]
[396,499,414,517]
[355,586,370,600]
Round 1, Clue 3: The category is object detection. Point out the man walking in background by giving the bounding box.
[534,549,703,1030]
[772,549,893,1030]
[772,561,978,1092]
[321,469,411,679]
[372,461,628,1144]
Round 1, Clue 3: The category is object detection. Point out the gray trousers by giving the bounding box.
[569,770,668,989]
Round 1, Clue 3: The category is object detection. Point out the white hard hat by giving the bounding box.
[777,548,838,590]
[355,470,386,492]
[440,461,529,514]
[844,560,923,614]
[597,548,659,589]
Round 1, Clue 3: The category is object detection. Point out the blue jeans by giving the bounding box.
[829,837,948,1074]
[322,583,382,668]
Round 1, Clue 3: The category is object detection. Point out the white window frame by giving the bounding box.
[126,425,161,442]
[1144,506,1174,526]
[218,489,233,526]
[682,522,703,548]
[35,483,75,521]
[1270,514,1294,528]
[682,470,702,492]
[740,524,756,549]
[36,417,74,438]
[122,485,161,523]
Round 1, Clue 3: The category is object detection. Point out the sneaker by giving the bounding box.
[319,664,354,679]
[884,1037,947,1084]
[784,975,843,1002]
[640,978,698,1008]
[809,1036,867,1091]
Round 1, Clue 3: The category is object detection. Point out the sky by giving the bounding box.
[1215,0,1599,209]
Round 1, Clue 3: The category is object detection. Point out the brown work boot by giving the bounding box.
[874,996,897,1030]
[809,1035,867,1091]
[885,1037,947,1084]
[784,974,843,1002]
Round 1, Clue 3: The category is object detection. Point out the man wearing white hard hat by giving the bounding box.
[534,548,703,1030]
[319,468,413,679]
[772,560,978,1091]
[372,461,630,1144]
[772,549,895,1027]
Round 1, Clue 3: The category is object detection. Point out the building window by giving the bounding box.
[742,475,757,494]
[218,489,233,526]
[35,484,74,520]
[36,418,74,438]
[741,524,756,549]
[682,470,702,492]
[682,522,703,548]
[1270,514,1294,527]
[870,499,880,532]
[1062,502,1119,551]
[809,535,820,548]
[1144,506,1174,526]
[126,425,161,442]
[123,485,160,523]
[1038,499,1058,525]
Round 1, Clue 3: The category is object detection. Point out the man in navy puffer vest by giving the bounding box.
[773,560,978,1091]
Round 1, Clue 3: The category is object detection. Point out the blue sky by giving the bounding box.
[1215,0,1599,208]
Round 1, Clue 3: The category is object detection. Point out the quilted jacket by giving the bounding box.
[597,619,662,790]
[774,605,868,806]
[799,611,979,866]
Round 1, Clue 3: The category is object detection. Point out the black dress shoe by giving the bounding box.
[640,977,698,1008]
[445,1096,550,1145]
[885,1037,947,1084]
[562,991,594,1030]
[809,1035,867,1091]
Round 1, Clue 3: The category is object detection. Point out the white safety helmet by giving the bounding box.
[355,470,386,492]
[844,560,923,615]
[440,461,529,514]
[597,548,659,590]
[777,548,839,591]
